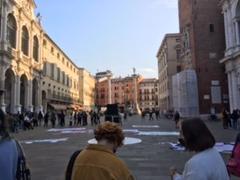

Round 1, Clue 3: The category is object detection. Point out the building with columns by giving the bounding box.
[95,70,142,113]
[95,71,113,107]
[157,33,181,112]
[0,0,43,113]
[111,74,142,111]
[220,0,240,112]
[0,0,94,113]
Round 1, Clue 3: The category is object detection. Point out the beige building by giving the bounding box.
[157,33,181,112]
[41,34,80,112]
[0,0,93,113]
[79,68,95,111]
[139,79,158,111]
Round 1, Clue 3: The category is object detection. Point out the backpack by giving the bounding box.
[15,140,31,180]
[65,150,82,180]
[227,144,240,177]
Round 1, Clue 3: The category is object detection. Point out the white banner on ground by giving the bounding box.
[88,137,142,145]
[20,138,68,144]
[132,125,159,128]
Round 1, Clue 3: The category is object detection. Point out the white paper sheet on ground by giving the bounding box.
[48,128,86,132]
[61,129,93,134]
[132,125,159,128]
[88,137,142,145]
[169,142,234,154]
[138,131,179,136]
[21,138,68,144]
[123,129,139,133]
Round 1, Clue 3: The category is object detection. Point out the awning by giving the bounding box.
[48,103,67,110]
[67,104,83,111]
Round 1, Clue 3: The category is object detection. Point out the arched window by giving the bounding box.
[21,26,29,56]
[33,36,39,61]
[7,14,17,49]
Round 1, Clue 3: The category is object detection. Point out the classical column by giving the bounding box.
[37,79,43,112]
[231,71,240,111]
[14,76,21,113]
[234,21,240,46]
[227,72,233,112]
[133,75,141,114]
[0,66,5,112]
[223,11,230,50]
[27,79,33,112]
[1,1,8,50]
[107,76,112,104]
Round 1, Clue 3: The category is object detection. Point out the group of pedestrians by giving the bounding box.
[4,109,101,133]
[221,108,240,129]
[141,108,160,120]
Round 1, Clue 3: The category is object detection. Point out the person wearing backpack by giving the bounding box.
[227,132,240,177]
[0,109,30,180]
[69,122,134,180]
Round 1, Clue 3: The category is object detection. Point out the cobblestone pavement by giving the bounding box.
[13,116,238,180]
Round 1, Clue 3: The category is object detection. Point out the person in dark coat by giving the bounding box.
[174,111,180,129]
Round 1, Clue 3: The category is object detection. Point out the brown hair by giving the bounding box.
[94,122,124,147]
[181,118,215,152]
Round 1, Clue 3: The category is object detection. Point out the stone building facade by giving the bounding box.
[220,0,240,112]
[95,71,142,113]
[0,0,43,113]
[41,35,81,113]
[79,68,95,111]
[95,71,113,107]
[157,33,181,112]
[138,78,158,111]
[0,0,94,113]
[176,0,228,116]
[111,75,142,111]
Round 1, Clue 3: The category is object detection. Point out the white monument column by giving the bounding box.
[107,76,112,104]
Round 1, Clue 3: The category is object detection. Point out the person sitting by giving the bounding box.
[71,122,134,180]
[227,132,240,177]
[170,118,229,180]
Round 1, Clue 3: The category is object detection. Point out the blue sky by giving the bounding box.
[35,0,179,78]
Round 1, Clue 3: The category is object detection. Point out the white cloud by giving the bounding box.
[138,68,157,78]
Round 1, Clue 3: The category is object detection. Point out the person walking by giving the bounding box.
[70,122,134,180]
[173,111,180,129]
[222,108,230,129]
[170,118,229,180]
[44,112,49,128]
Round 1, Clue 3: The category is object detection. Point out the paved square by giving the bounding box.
[14,116,238,180]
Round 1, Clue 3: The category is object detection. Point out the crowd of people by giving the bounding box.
[0,107,239,179]
[3,109,103,134]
